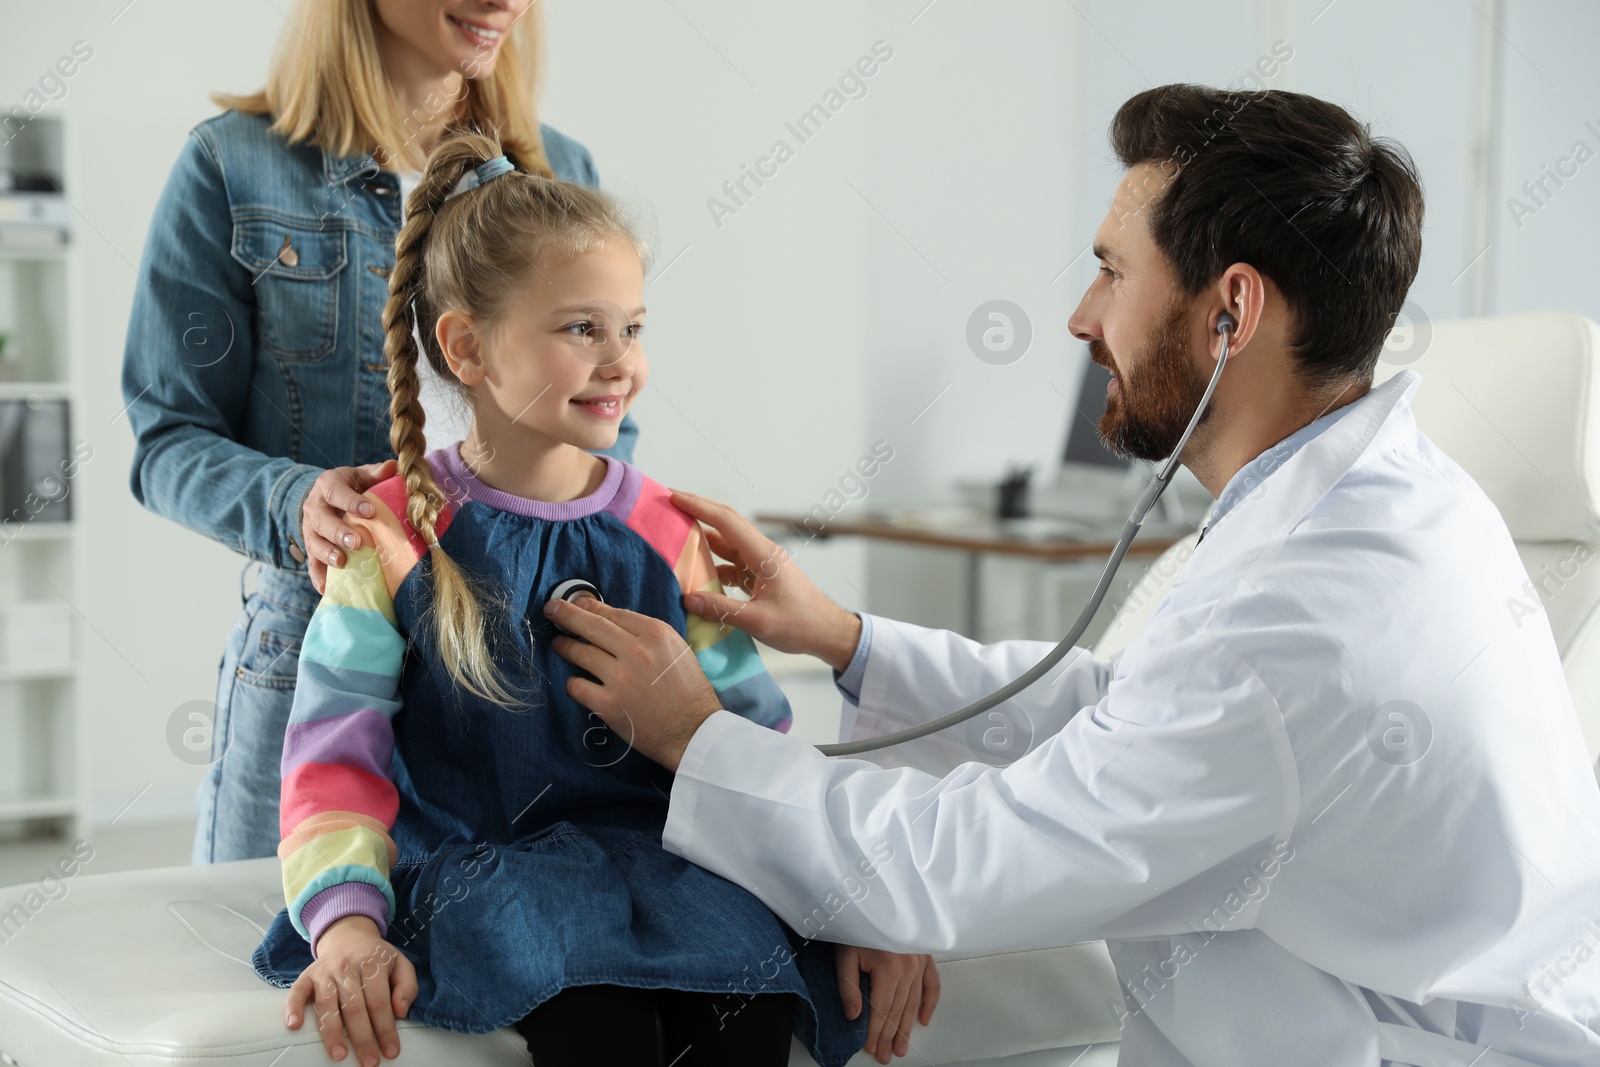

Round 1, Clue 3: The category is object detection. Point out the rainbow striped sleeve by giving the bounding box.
[278,477,452,954]
[620,473,793,733]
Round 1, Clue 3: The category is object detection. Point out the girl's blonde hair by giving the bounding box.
[386,125,647,707]
[212,0,556,175]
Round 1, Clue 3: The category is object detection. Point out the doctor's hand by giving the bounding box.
[670,489,863,672]
[837,946,941,1062]
[285,915,417,1065]
[545,597,725,772]
[300,459,398,595]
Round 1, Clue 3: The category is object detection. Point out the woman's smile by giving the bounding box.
[446,13,504,49]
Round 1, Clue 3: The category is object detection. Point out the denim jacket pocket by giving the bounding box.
[234,619,304,691]
[230,214,347,362]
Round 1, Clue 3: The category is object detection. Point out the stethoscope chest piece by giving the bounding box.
[549,578,604,638]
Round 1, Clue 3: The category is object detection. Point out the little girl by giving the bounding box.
[250,129,879,1066]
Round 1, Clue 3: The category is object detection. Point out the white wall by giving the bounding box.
[1,0,1593,826]
[540,0,875,613]
[1486,2,1600,323]
[857,1,1080,505]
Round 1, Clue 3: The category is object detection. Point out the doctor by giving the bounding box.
[549,83,1600,1065]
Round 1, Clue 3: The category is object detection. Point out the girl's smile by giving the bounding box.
[571,393,627,419]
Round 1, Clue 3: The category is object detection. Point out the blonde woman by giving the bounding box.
[119,0,637,865]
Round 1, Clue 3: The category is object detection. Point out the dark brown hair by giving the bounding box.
[1110,83,1424,386]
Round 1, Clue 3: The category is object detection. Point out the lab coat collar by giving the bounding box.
[1175,368,1423,589]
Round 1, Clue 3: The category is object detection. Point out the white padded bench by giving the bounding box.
[0,856,1122,1066]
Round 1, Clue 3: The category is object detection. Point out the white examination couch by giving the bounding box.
[1,311,1596,1066]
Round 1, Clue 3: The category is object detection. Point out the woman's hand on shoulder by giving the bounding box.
[285,914,417,1064]
[836,945,940,1063]
[301,460,397,594]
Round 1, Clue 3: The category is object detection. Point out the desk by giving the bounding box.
[755,511,1188,639]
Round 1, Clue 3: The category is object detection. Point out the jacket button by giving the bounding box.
[277,235,299,268]
[288,539,307,563]
[367,264,390,278]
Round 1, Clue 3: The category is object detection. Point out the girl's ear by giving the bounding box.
[437,308,487,386]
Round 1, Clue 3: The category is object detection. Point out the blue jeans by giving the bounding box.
[192,562,320,863]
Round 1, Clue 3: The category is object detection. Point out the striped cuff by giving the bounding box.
[303,881,391,959]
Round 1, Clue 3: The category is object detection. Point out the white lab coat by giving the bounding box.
[663,369,1600,1066]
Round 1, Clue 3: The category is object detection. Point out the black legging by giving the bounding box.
[513,982,796,1066]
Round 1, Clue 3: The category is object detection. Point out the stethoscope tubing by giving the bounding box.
[816,322,1233,756]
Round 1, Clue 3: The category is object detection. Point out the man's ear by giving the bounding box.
[437,308,486,386]
[1212,264,1267,361]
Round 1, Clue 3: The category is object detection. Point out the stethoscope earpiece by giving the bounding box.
[1217,311,1238,334]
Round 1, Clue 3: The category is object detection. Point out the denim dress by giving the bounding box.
[117,109,637,862]
[251,448,869,1066]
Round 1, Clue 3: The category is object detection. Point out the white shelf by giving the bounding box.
[0,243,68,262]
[0,795,77,821]
[0,115,84,838]
[0,380,71,400]
[0,520,73,542]
[0,662,73,682]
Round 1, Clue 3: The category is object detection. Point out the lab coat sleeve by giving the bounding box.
[663,624,1296,955]
[838,613,1116,777]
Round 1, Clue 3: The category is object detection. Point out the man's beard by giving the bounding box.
[1091,297,1212,462]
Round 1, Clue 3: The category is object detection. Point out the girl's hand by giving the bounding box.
[836,945,941,1063]
[669,490,863,672]
[300,460,398,594]
[285,915,417,1065]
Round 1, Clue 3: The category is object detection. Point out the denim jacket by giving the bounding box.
[121,109,638,571]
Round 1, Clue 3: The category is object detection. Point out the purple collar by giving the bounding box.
[429,442,624,521]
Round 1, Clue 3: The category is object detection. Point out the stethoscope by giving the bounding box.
[549,313,1235,758]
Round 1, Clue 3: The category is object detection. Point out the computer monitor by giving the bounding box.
[1062,358,1133,471]
[1026,354,1138,523]
[1040,349,1213,527]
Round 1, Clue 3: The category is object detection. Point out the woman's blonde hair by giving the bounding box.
[385,126,647,707]
[212,0,556,175]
